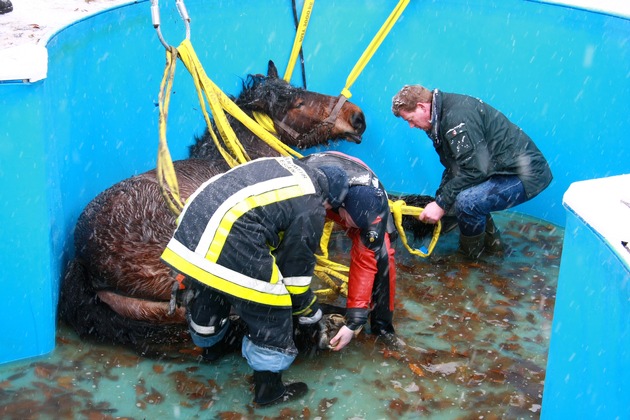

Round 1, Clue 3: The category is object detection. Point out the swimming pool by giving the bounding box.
[0,0,628,417]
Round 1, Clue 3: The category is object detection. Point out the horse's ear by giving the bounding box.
[267,61,279,79]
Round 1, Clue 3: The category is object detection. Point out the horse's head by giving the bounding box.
[237,61,366,148]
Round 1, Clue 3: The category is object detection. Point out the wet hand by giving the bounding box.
[329,326,355,351]
[418,201,445,224]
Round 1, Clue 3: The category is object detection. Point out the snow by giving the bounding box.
[0,0,133,81]
[0,0,133,50]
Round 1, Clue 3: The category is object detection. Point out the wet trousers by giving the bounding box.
[453,175,527,236]
[186,280,297,372]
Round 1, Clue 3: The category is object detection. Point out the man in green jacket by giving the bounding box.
[392,85,552,259]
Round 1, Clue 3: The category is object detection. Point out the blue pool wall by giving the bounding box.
[0,0,628,397]
[542,206,629,419]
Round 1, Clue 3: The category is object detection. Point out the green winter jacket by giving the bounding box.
[428,90,552,211]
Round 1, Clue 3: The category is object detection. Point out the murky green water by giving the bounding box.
[0,212,561,419]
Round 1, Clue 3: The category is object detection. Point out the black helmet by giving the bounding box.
[317,165,349,208]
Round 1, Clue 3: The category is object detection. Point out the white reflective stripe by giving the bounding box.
[195,176,295,254]
[166,239,290,296]
[176,171,225,225]
[283,275,312,287]
[195,166,316,255]
[189,317,217,335]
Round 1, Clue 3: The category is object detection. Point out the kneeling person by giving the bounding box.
[161,157,342,407]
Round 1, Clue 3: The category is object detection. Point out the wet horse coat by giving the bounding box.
[59,61,366,354]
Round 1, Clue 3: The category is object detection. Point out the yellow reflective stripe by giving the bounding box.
[161,247,291,307]
[205,184,305,261]
[270,259,279,285]
[286,284,310,295]
[284,275,312,296]
[195,159,314,256]
[292,296,318,316]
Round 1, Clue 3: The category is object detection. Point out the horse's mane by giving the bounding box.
[188,72,305,161]
[235,73,304,114]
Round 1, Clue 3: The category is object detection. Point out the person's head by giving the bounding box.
[316,165,349,209]
[338,186,387,230]
[391,85,433,132]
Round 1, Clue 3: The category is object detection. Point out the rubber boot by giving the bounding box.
[370,315,401,350]
[484,215,511,256]
[0,0,13,15]
[440,215,459,234]
[459,232,486,260]
[253,370,308,407]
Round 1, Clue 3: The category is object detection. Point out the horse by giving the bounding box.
[58,60,367,356]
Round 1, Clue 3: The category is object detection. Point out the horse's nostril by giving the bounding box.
[352,112,366,134]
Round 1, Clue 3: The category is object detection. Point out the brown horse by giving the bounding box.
[58,61,366,355]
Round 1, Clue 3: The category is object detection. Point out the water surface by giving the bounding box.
[0,212,561,419]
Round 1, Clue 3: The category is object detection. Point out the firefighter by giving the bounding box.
[161,156,348,407]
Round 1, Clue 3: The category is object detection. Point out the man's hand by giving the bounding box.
[418,201,445,224]
[329,325,355,351]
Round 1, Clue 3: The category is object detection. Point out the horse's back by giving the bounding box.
[60,159,227,349]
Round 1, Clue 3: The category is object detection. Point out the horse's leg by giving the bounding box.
[58,259,190,354]
[96,290,185,323]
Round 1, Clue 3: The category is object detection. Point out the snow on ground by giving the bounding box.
[0,0,133,50]
[0,0,134,80]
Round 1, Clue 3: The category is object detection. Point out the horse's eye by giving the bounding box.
[294,100,305,109]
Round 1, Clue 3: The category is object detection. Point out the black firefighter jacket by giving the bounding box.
[161,157,327,316]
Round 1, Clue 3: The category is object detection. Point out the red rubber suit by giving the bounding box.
[326,189,397,336]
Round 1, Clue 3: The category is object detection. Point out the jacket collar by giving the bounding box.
[429,89,442,147]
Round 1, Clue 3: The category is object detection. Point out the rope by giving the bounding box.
[312,199,440,297]
[389,199,441,258]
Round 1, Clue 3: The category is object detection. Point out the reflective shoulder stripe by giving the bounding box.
[197,168,315,259]
[161,241,292,307]
[176,171,226,225]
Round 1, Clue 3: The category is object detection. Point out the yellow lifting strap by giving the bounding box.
[314,220,349,297]
[156,38,306,211]
[389,199,441,258]
[156,46,185,215]
[283,0,315,82]
[340,0,410,99]
[312,199,441,298]
[176,40,303,161]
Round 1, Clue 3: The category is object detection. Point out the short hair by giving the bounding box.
[391,85,433,117]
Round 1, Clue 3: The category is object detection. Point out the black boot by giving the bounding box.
[484,215,512,256]
[0,0,12,15]
[459,232,485,260]
[253,370,308,407]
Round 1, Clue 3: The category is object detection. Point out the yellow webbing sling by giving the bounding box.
[339,0,409,100]
[154,1,438,301]
[283,0,315,83]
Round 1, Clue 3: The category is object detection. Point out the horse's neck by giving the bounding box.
[224,111,283,160]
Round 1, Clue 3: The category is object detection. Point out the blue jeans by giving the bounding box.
[453,175,527,236]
